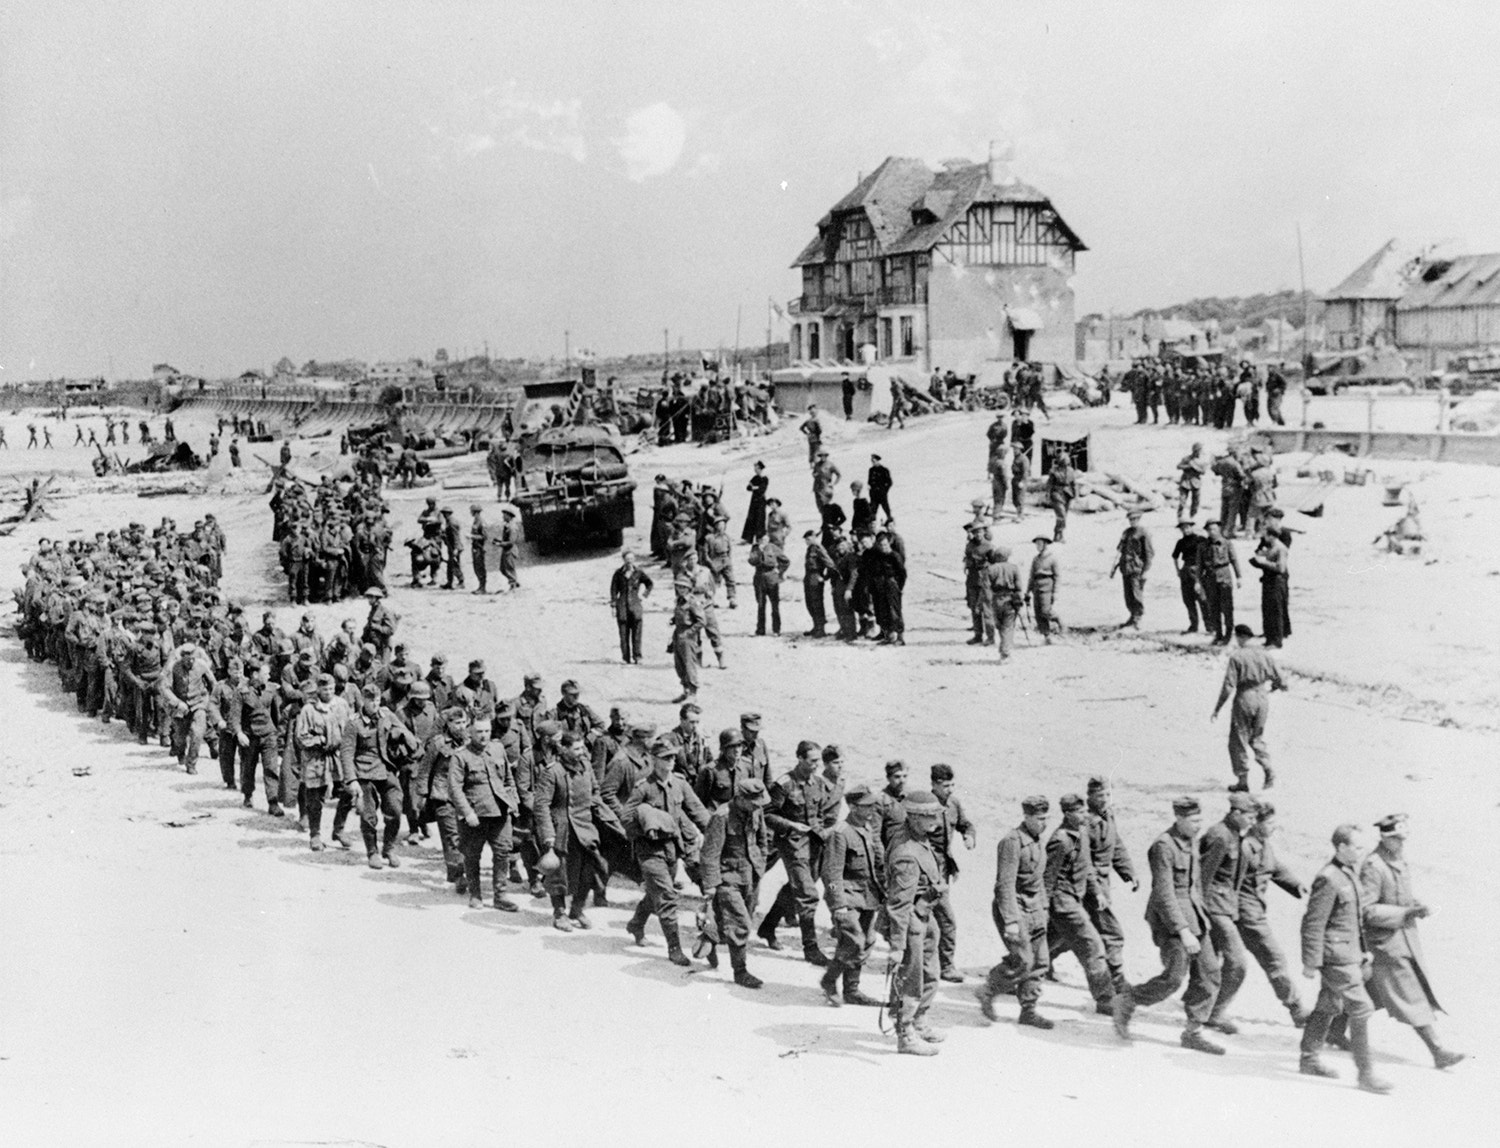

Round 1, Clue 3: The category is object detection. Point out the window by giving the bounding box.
[808,324,821,360]
[880,319,893,359]
[791,324,802,359]
[900,316,914,357]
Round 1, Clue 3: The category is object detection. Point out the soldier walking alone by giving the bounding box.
[1212,624,1286,791]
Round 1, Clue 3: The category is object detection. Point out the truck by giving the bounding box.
[511,424,637,552]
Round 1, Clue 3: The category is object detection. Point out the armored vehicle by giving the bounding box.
[512,424,636,552]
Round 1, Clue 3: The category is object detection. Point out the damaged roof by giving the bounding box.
[1396,253,1500,311]
[792,156,1086,268]
[1324,239,1414,301]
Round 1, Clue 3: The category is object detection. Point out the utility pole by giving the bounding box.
[1296,223,1310,368]
[564,329,570,372]
[663,328,669,381]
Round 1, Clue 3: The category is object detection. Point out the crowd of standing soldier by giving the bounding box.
[271,468,393,605]
[1121,358,1290,429]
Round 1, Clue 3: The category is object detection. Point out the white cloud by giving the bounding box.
[479,81,587,163]
[613,102,686,182]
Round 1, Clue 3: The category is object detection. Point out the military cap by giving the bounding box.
[903,790,943,817]
[469,503,482,513]
[431,653,447,665]
[560,678,580,694]
[297,649,315,663]
[502,508,516,518]
[648,736,679,760]
[524,672,543,686]
[844,781,881,806]
[363,587,385,599]
[678,701,700,717]
[1126,508,1144,520]
[1059,793,1085,812]
[1228,792,1256,813]
[534,719,562,740]
[1233,623,1254,638]
[765,497,781,507]
[360,642,376,654]
[1032,535,1051,544]
[1374,812,1408,833]
[440,507,453,515]
[803,529,816,539]
[1021,794,1050,815]
[733,777,770,805]
[468,657,485,671]
[1267,507,1285,518]
[1177,519,1194,529]
[739,712,761,730]
[441,705,469,724]
[360,682,381,699]
[407,680,432,700]
[1172,795,1201,815]
[316,673,335,687]
[718,727,743,749]
[628,719,657,737]
[1086,775,1110,793]
[494,700,515,719]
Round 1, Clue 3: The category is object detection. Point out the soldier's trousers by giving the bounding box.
[628,853,681,931]
[830,578,855,639]
[1050,499,1069,542]
[1129,930,1221,1026]
[1032,586,1059,635]
[764,843,819,930]
[460,814,513,900]
[672,630,700,695]
[423,799,464,883]
[1205,913,1251,1020]
[1047,902,1116,1005]
[804,579,827,634]
[1302,962,1375,1061]
[830,907,876,972]
[1229,688,1271,783]
[983,905,1048,1006]
[892,914,940,1029]
[710,565,736,606]
[1121,573,1146,622]
[1177,485,1201,519]
[171,707,207,769]
[357,778,402,855]
[471,548,487,592]
[218,735,239,788]
[287,561,308,604]
[617,617,643,662]
[713,881,758,948]
[1080,891,1128,992]
[499,550,519,589]
[754,582,781,635]
[240,734,280,804]
[994,601,1018,659]
[932,888,959,974]
[548,841,605,914]
[1203,578,1234,639]
[304,784,327,840]
[1180,573,1204,630]
[1261,576,1289,646]
[990,469,1008,513]
[280,744,303,815]
[702,605,723,657]
[1235,912,1301,1012]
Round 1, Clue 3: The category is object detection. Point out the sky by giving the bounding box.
[4,0,1500,379]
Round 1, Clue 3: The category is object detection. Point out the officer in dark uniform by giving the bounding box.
[1112,796,1225,1055]
[1112,509,1154,628]
[976,796,1054,1029]
[698,777,770,989]
[885,790,949,1055]
[819,780,885,1007]
[1171,519,1207,634]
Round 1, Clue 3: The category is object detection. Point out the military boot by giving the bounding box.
[842,968,881,1007]
[730,945,762,990]
[662,920,692,967]
[896,1027,939,1057]
[1351,1017,1392,1094]
[1299,1054,1339,1079]
[1018,1005,1055,1031]
[799,918,830,967]
[819,962,843,1006]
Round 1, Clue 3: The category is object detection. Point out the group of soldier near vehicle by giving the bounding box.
[1116,358,1290,429]
[13,489,1465,1082]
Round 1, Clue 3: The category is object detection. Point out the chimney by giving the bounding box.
[988,139,1015,185]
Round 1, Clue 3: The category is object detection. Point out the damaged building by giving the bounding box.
[787,150,1086,376]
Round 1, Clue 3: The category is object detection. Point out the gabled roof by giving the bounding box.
[1396,253,1500,311]
[1324,239,1413,301]
[792,156,1086,268]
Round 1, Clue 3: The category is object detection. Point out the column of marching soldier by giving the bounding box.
[13,510,1465,1084]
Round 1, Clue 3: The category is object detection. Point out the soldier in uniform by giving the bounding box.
[669,593,703,703]
[448,719,521,912]
[1298,823,1392,1092]
[497,508,521,590]
[293,675,346,852]
[1360,813,1465,1069]
[623,739,711,961]
[1249,526,1291,649]
[536,731,622,931]
[1026,535,1061,641]
[1235,799,1308,1025]
[976,796,1054,1028]
[698,777,771,989]
[963,524,994,645]
[748,533,789,637]
[1112,796,1224,1054]
[885,790,950,1054]
[1199,520,1240,643]
[1176,443,1208,518]
[1171,519,1207,634]
[1112,509,1154,628]
[928,763,975,982]
[468,504,489,594]
[1044,793,1117,1015]
[1070,777,1137,997]
[1199,792,1257,1034]
[360,587,397,657]
[236,661,283,814]
[702,516,736,609]
[338,684,416,868]
[1046,454,1078,542]
[609,549,654,664]
[801,529,833,638]
[819,780,885,1006]
[757,741,832,965]
[1212,624,1287,791]
[984,543,1023,662]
